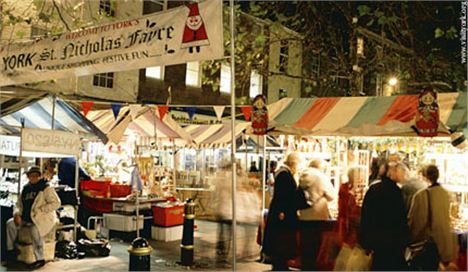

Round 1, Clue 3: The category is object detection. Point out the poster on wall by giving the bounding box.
[0,0,223,86]
[21,128,81,157]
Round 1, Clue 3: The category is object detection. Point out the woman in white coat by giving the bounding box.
[408,164,457,270]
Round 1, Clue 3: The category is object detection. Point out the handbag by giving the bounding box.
[407,189,440,271]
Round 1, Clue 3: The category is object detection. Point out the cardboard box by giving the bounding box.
[151,225,183,242]
[103,213,143,232]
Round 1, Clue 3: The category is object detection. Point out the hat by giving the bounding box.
[26,166,42,175]
[187,3,200,17]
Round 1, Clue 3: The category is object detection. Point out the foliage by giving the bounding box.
[241,1,466,96]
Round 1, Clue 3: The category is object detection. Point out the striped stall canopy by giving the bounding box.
[88,105,193,146]
[267,92,467,137]
[184,122,250,148]
[0,96,108,142]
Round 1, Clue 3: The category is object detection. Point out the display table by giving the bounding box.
[82,193,166,214]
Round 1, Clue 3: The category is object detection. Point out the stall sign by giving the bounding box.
[415,87,439,137]
[21,128,81,156]
[0,135,20,156]
[251,95,268,135]
[0,0,223,86]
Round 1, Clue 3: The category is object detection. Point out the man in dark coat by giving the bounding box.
[360,161,410,271]
[262,153,308,271]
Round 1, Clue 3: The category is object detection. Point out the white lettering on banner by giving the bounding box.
[21,128,80,156]
[0,135,20,156]
[0,0,223,86]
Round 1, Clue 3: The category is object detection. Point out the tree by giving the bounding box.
[242,1,466,96]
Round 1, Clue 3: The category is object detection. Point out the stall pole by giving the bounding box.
[17,125,24,198]
[172,139,177,194]
[51,95,56,130]
[74,152,80,241]
[229,0,237,269]
[262,135,266,211]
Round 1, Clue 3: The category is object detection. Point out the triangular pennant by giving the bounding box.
[213,106,225,121]
[111,104,122,119]
[81,101,94,117]
[186,107,196,121]
[157,105,169,120]
[240,106,252,121]
[129,105,140,120]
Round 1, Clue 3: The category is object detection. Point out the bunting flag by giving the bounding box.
[157,105,170,120]
[111,104,122,119]
[186,107,197,120]
[81,101,94,117]
[129,105,140,120]
[240,106,252,121]
[213,106,225,121]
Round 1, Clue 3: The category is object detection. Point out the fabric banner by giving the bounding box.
[186,107,197,120]
[128,105,141,120]
[0,135,20,156]
[213,106,225,121]
[21,128,81,156]
[0,0,224,86]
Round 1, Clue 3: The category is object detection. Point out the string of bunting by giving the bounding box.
[78,99,252,121]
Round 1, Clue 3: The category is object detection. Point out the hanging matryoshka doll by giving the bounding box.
[251,95,269,135]
[415,86,439,137]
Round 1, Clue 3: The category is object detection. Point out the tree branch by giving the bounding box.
[52,0,71,32]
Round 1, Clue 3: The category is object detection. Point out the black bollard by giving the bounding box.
[180,198,196,266]
[128,237,152,271]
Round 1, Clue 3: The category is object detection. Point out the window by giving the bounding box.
[30,26,48,39]
[185,62,201,87]
[93,72,114,88]
[279,88,287,99]
[249,70,262,98]
[146,66,163,79]
[99,0,115,17]
[220,64,231,93]
[279,40,289,73]
[143,0,166,14]
[310,52,320,78]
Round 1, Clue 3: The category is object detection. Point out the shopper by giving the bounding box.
[401,166,427,213]
[262,153,309,271]
[58,157,91,188]
[6,166,61,269]
[408,164,456,270]
[298,158,335,270]
[359,161,409,271]
[337,167,363,248]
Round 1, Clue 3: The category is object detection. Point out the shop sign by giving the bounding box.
[0,135,20,156]
[21,128,81,156]
[0,0,223,86]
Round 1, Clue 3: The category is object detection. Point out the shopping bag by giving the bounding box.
[406,238,439,271]
[346,245,372,271]
[316,231,341,270]
[334,243,352,271]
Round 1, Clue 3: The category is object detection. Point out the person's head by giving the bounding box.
[369,158,380,180]
[423,164,439,185]
[347,166,366,189]
[26,166,42,184]
[284,152,301,175]
[387,162,409,183]
[46,160,57,174]
[309,158,325,171]
[269,160,278,172]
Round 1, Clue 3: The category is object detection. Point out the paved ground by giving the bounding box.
[1,220,271,271]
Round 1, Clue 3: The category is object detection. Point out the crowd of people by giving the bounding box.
[262,152,458,271]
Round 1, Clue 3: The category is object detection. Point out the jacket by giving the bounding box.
[298,168,334,221]
[359,177,409,252]
[14,181,61,236]
[262,166,304,258]
[408,184,456,262]
[338,183,361,247]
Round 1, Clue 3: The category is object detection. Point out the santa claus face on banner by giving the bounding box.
[187,15,203,31]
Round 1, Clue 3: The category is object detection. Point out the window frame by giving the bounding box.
[93,72,114,88]
[279,40,289,73]
[185,61,201,87]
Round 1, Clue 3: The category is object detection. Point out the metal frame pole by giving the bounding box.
[17,126,24,198]
[74,152,79,241]
[229,0,237,269]
[262,135,266,211]
[51,95,56,130]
